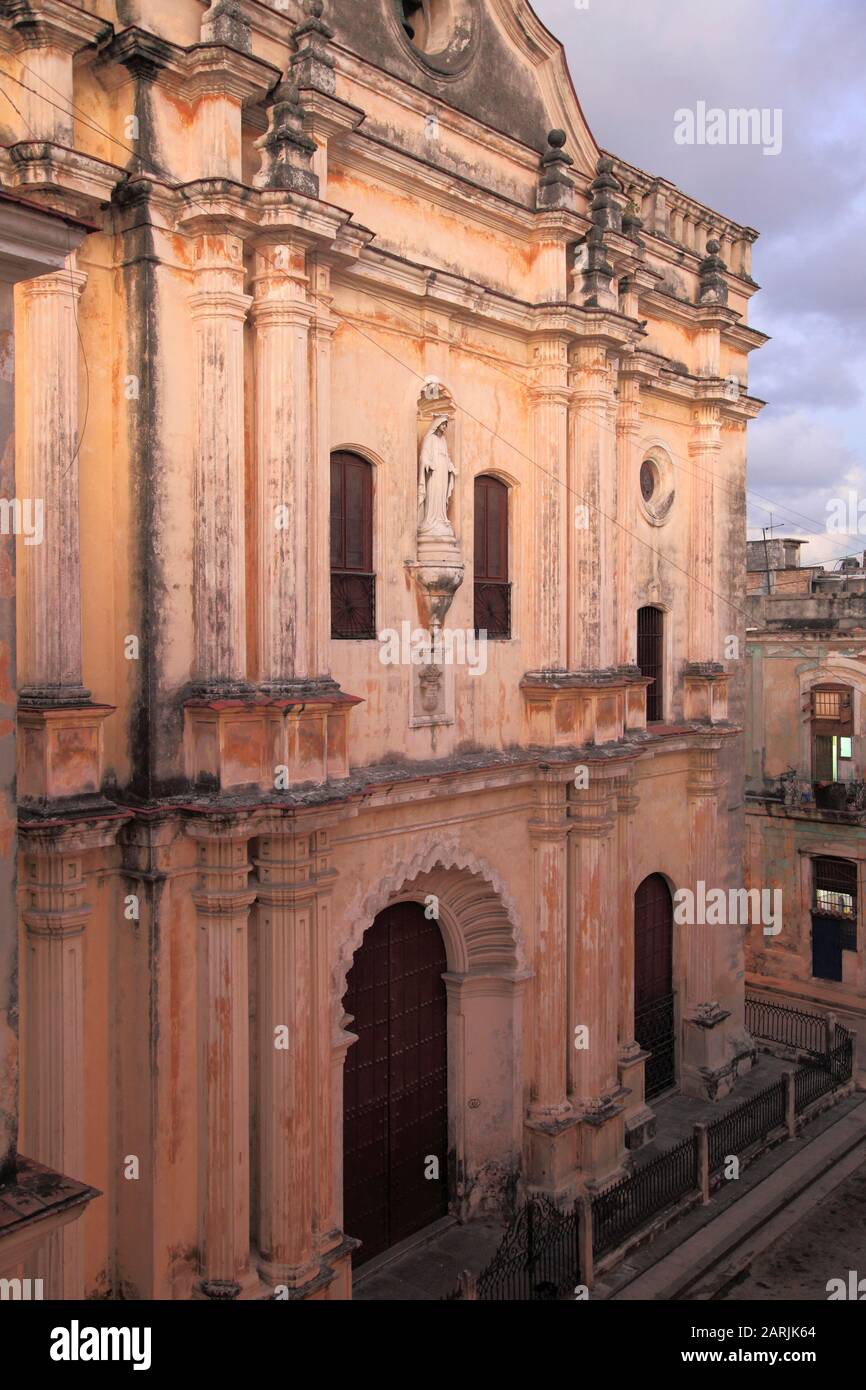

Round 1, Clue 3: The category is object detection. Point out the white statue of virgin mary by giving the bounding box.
[417,415,456,538]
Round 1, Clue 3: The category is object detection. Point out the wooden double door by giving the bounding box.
[343,902,449,1265]
[634,873,676,1099]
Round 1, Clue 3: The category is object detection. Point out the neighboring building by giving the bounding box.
[0,188,98,1290]
[746,540,866,1081]
[1,0,765,1299]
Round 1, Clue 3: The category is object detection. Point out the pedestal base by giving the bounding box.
[524,1112,580,1200]
[577,1091,628,1185]
[680,1004,756,1100]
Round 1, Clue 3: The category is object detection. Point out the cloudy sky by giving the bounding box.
[533,0,866,566]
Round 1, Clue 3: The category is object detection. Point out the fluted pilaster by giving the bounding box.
[190,821,255,1297]
[20,257,88,702]
[687,404,722,666]
[189,236,251,692]
[569,339,617,671]
[254,833,316,1288]
[528,771,571,1117]
[531,334,569,672]
[252,242,316,687]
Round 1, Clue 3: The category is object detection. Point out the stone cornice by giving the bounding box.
[0,187,89,280]
[93,28,279,103]
[0,0,110,55]
[1,140,124,216]
[336,130,539,239]
[640,287,766,355]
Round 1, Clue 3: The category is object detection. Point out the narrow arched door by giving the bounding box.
[343,902,448,1265]
[634,874,675,1098]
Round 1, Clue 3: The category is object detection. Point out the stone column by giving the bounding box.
[530,333,569,672]
[19,256,89,703]
[687,403,721,667]
[308,254,339,682]
[681,740,731,1098]
[616,772,639,1054]
[526,768,577,1195]
[568,768,626,1182]
[252,241,316,688]
[569,339,617,671]
[20,823,115,1297]
[189,235,252,693]
[615,369,641,669]
[615,772,654,1148]
[254,831,316,1291]
[190,820,256,1298]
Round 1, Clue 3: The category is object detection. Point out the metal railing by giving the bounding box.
[745,994,828,1057]
[706,1077,786,1173]
[443,1195,580,1301]
[447,1001,854,1298]
[592,1134,696,1259]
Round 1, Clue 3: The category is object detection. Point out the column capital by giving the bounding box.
[188,288,253,322]
[20,266,87,301]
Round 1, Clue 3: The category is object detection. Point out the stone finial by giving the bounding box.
[200,0,251,53]
[291,0,336,95]
[537,128,576,211]
[590,155,623,233]
[697,237,728,305]
[253,79,319,195]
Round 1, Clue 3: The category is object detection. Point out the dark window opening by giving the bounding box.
[637,606,664,722]
[474,474,511,640]
[813,857,857,952]
[640,459,657,502]
[400,1,424,41]
[330,452,375,640]
[810,683,854,791]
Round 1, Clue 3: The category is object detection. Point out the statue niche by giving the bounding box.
[417,414,456,539]
[408,386,464,634]
[407,385,464,729]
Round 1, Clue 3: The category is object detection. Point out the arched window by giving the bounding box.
[474,475,510,639]
[330,452,375,640]
[637,606,664,721]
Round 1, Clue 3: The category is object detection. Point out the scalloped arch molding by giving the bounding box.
[334,836,526,1013]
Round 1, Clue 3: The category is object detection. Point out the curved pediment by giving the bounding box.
[328,0,599,176]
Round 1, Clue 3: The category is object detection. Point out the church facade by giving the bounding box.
[0,0,765,1299]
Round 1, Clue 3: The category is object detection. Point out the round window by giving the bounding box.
[638,450,675,526]
[640,459,657,502]
[394,0,478,76]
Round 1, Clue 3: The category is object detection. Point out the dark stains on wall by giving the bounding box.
[330,0,551,156]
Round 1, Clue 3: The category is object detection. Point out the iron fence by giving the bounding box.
[446,1008,854,1297]
[745,994,827,1056]
[444,1196,580,1301]
[707,1077,786,1173]
[795,1029,854,1114]
[591,1134,696,1258]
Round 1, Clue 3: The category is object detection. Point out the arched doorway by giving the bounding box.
[343,901,448,1265]
[634,874,675,1099]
